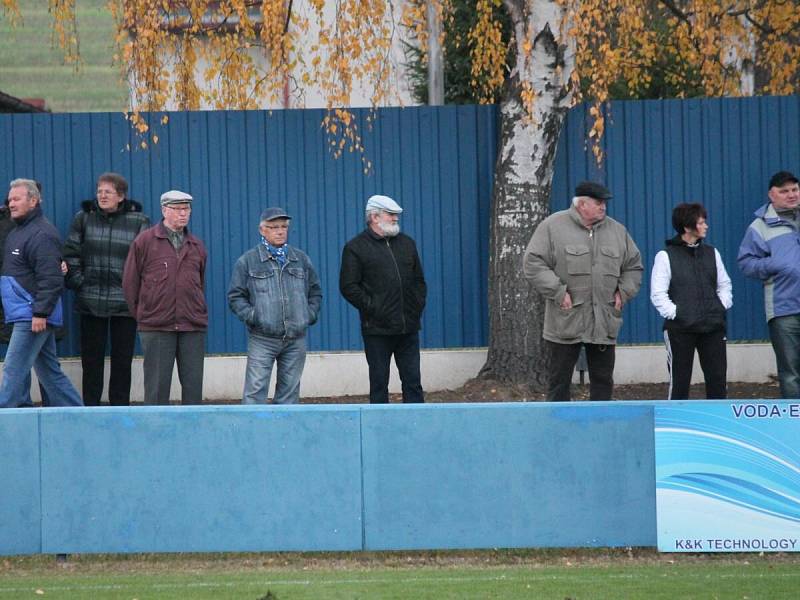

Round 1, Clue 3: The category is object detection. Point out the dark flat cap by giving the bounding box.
[260,207,292,222]
[769,171,799,189]
[575,181,612,201]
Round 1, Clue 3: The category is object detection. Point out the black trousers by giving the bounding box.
[363,332,424,404]
[80,315,138,406]
[547,341,615,401]
[664,328,727,400]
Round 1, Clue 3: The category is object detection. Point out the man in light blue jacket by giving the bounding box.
[738,170,800,398]
[228,207,322,404]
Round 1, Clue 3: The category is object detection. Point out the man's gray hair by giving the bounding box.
[9,178,41,202]
[365,208,381,226]
[571,196,583,207]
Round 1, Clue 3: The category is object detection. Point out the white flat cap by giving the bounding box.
[365,194,403,214]
[160,190,193,206]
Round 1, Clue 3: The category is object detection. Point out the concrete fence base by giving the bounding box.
[2,343,778,403]
[1,402,660,556]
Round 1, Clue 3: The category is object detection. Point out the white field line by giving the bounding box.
[0,570,799,594]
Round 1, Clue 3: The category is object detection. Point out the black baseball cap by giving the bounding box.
[260,207,292,222]
[769,171,799,189]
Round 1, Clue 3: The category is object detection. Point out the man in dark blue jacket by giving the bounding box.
[0,178,82,408]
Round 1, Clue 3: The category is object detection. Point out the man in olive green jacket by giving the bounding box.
[523,181,643,401]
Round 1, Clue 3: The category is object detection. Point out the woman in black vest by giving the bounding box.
[650,203,732,399]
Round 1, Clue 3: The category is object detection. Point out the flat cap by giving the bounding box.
[769,171,799,189]
[260,207,292,222]
[366,194,403,214]
[574,181,612,201]
[160,190,193,206]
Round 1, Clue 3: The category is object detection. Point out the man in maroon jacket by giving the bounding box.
[123,190,208,405]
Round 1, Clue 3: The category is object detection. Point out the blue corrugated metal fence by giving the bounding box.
[0,106,496,355]
[553,95,800,343]
[1,95,799,355]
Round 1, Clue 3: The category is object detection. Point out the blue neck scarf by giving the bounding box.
[261,237,287,267]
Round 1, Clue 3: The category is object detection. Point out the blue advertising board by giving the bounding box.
[655,402,800,552]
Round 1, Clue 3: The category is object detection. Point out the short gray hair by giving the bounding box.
[365,208,381,226]
[571,196,582,207]
[9,179,41,202]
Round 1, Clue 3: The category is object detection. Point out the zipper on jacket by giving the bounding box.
[385,238,406,332]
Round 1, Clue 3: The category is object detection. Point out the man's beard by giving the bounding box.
[379,222,400,237]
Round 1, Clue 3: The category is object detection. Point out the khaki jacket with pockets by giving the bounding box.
[523,206,643,345]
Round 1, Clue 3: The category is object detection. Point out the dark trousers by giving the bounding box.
[80,315,138,406]
[363,332,424,404]
[547,341,615,401]
[664,328,727,400]
[138,330,205,405]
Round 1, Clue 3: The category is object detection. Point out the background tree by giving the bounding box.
[5,0,800,389]
[402,0,513,104]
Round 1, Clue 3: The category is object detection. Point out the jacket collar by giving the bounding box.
[257,242,297,263]
[13,205,43,226]
[156,220,197,244]
[81,198,144,215]
[568,205,606,231]
[666,234,703,248]
[364,226,394,241]
[756,202,795,227]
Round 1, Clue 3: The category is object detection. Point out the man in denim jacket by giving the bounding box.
[228,207,322,404]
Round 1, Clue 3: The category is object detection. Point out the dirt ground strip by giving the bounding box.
[299,379,783,404]
[2,548,799,576]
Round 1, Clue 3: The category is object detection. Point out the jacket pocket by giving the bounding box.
[286,267,306,280]
[602,303,623,340]
[248,268,275,294]
[138,262,169,321]
[143,260,169,285]
[599,246,621,277]
[286,268,311,333]
[548,299,586,340]
[245,270,273,332]
[565,245,591,275]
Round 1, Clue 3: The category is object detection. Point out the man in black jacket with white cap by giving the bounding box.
[340,194,427,403]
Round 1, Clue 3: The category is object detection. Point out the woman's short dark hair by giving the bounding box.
[672,202,707,234]
[97,172,128,198]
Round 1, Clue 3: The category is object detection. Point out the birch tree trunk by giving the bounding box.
[478,0,575,387]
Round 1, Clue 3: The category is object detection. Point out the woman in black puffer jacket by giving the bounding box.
[64,173,150,406]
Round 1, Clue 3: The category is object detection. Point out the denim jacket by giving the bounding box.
[228,243,322,339]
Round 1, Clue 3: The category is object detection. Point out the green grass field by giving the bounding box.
[0,0,127,112]
[1,550,799,599]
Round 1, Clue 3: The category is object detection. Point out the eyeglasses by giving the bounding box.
[263,224,289,230]
[165,205,192,213]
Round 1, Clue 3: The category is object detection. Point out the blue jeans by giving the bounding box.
[243,333,306,404]
[769,314,800,399]
[0,322,82,408]
[0,344,32,406]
